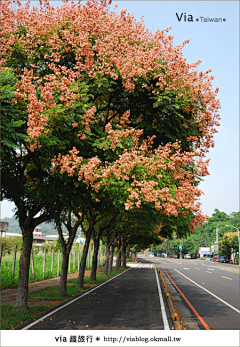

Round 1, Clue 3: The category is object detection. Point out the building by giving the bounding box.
[0,221,9,237]
[198,247,212,258]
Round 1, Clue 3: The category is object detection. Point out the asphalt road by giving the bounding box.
[21,266,173,330]
[154,257,240,330]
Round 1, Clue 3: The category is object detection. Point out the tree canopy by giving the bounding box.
[1,0,221,226]
[0,0,222,309]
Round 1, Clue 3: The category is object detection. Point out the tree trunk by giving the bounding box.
[104,243,110,276]
[77,231,92,287]
[15,231,33,310]
[59,250,70,297]
[56,210,83,296]
[115,240,122,271]
[109,243,115,273]
[90,237,100,281]
[14,208,55,310]
[122,244,127,268]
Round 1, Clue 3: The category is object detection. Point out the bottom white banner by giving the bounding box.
[1,330,239,347]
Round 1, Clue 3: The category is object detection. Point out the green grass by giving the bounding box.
[1,304,52,330]
[28,284,90,302]
[67,267,128,285]
[0,250,105,290]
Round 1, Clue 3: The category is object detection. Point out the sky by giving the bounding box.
[1,0,239,219]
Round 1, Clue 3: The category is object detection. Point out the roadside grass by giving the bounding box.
[1,267,129,330]
[1,252,64,290]
[1,305,51,330]
[0,250,104,290]
[28,284,90,302]
[67,268,128,285]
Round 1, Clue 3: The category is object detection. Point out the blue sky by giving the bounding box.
[1,0,239,218]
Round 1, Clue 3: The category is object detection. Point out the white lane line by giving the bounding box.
[221,276,232,281]
[206,271,212,273]
[154,267,170,330]
[22,268,132,330]
[195,268,200,270]
[183,268,189,270]
[207,268,214,271]
[174,269,240,314]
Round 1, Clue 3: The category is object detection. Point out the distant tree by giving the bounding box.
[228,212,240,229]
[0,236,22,254]
[211,209,229,220]
[219,232,239,259]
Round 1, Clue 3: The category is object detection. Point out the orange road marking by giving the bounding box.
[163,269,211,330]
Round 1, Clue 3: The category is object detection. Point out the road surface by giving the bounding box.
[154,257,240,330]
[19,257,239,330]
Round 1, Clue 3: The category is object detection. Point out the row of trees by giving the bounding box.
[153,209,239,259]
[1,0,220,310]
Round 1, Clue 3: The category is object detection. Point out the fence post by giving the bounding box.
[0,244,3,267]
[78,245,80,271]
[43,248,46,280]
[51,249,54,274]
[57,249,60,277]
[12,246,17,277]
[31,250,35,280]
[68,252,71,273]
[73,249,75,272]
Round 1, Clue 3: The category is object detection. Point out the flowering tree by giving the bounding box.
[218,232,239,260]
[1,0,221,309]
[1,68,61,309]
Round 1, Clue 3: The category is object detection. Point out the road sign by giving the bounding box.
[179,245,183,250]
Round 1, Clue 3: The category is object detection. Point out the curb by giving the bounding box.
[157,269,182,330]
[158,269,201,330]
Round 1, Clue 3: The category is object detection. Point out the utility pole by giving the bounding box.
[165,239,168,258]
[179,240,182,259]
[216,224,219,259]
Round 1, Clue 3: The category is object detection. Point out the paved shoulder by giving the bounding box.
[23,268,168,330]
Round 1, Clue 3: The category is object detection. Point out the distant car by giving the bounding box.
[184,254,191,259]
[212,255,219,262]
[218,256,229,263]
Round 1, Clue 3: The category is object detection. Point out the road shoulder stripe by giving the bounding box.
[154,267,170,330]
[174,269,240,314]
[163,269,211,330]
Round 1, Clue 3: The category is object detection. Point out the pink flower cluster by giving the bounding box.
[0,0,221,229]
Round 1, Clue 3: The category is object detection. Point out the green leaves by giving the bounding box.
[0,69,28,151]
